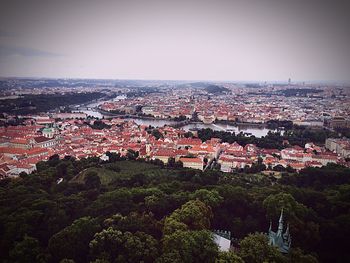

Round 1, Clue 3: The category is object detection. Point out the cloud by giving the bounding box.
[0,45,63,58]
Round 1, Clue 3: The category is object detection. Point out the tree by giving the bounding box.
[56,162,68,177]
[162,230,218,263]
[238,233,286,263]
[151,129,163,140]
[48,154,60,167]
[163,200,213,235]
[175,160,183,168]
[1,154,350,262]
[87,189,134,217]
[9,235,41,263]
[19,171,28,178]
[155,251,183,263]
[289,248,319,263]
[84,171,101,190]
[126,149,139,160]
[48,217,100,263]
[105,151,121,163]
[105,163,121,173]
[216,251,244,263]
[90,259,110,263]
[89,227,159,263]
[190,189,223,208]
[167,157,176,168]
[59,259,76,263]
[103,212,161,238]
[263,192,308,222]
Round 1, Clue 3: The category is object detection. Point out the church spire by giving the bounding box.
[279,208,284,223]
[268,208,291,253]
[284,223,290,236]
[277,208,284,236]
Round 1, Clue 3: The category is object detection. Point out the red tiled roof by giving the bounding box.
[179,157,203,163]
[33,136,53,143]
[177,138,202,146]
[0,147,26,155]
[153,149,177,157]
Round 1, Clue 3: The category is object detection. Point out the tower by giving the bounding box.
[268,209,291,253]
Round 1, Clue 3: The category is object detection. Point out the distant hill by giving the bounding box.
[175,82,209,89]
[205,85,229,94]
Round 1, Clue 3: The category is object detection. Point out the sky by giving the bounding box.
[0,0,350,82]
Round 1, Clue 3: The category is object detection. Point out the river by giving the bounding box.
[126,119,281,138]
[77,97,281,138]
[74,95,127,119]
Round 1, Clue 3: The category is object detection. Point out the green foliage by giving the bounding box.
[48,217,100,263]
[103,212,162,238]
[87,189,134,217]
[105,151,122,163]
[167,157,183,168]
[197,127,339,149]
[238,233,287,263]
[281,164,350,189]
[216,251,244,263]
[161,230,219,263]
[126,149,139,160]
[84,171,101,190]
[263,192,308,221]
[59,260,76,263]
[9,235,41,263]
[88,120,111,130]
[205,85,229,94]
[163,200,212,235]
[289,248,318,263]
[104,163,121,172]
[190,189,223,207]
[89,227,159,263]
[0,157,349,262]
[0,92,104,115]
[151,129,163,140]
[173,115,187,121]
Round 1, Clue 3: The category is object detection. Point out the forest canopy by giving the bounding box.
[0,155,349,262]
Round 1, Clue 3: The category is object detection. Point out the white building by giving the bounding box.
[213,231,231,252]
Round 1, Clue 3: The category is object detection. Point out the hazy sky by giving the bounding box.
[0,0,350,82]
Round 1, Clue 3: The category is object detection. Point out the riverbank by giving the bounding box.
[76,99,282,137]
[97,108,271,128]
[214,119,268,128]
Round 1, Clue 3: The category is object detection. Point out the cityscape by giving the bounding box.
[1,78,349,177]
[1,0,350,263]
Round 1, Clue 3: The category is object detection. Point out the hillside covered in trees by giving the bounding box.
[205,85,229,94]
[0,92,104,115]
[0,154,349,263]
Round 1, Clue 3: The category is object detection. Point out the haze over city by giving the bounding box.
[1,0,350,82]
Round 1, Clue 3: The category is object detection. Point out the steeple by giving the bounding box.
[279,208,284,223]
[284,223,290,237]
[268,208,291,253]
[277,208,284,236]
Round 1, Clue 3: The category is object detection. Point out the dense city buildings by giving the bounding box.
[96,83,350,125]
[0,99,349,177]
[1,78,349,179]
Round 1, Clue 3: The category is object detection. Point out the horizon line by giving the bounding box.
[0,75,349,85]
